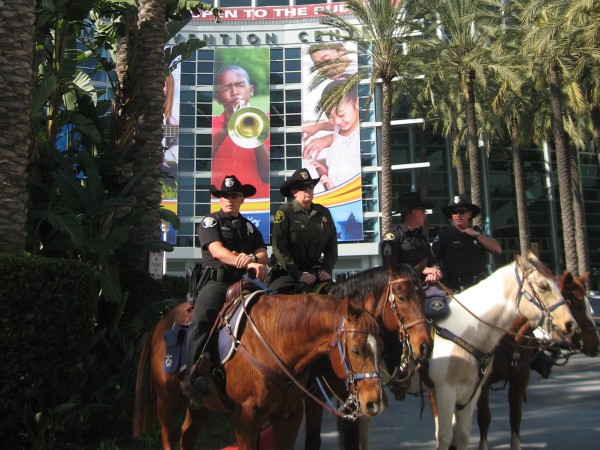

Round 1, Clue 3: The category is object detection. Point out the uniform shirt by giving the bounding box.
[271,199,338,280]
[431,225,486,280]
[379,223,435,267]
[197,210,266,272]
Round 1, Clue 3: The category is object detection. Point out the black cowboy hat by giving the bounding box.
[442,195,481,218]
[279,168,320,198]
[209,175,256,198]
[397,192,434,216]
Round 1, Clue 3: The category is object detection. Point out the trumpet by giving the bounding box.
[227,103,270,149]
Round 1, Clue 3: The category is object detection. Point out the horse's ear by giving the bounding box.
[559,271,574,291]
[345,297,362,323]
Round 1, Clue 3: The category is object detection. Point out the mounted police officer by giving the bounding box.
[379,192,442,401]
[269,168,338,294]
[379,192,442,283]
[432,195,502,292]
[183,175,268,402]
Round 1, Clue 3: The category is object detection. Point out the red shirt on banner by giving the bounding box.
[211,114,270,199]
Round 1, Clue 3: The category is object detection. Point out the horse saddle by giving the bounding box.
[424,285,450,320]
[217,290,265,365]
[163,305,194,375]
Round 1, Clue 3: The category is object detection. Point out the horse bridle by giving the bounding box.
[514,265,569,334]
[240,302,380,420]
[381,276,428,384]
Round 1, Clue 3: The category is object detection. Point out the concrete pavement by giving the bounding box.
[295,353,600,449]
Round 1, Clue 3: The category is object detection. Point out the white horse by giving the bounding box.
[405,253,576,450]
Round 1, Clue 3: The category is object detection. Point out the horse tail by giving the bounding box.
[132,328,157,438]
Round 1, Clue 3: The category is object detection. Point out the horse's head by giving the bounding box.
[559,271,600,356]
[329,301,385,418]
[381,263,433,363]
[513,253,576,342]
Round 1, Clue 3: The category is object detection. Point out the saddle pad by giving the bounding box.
[424,286,450,320]
[164,324,189,375]
[217,290,264,365]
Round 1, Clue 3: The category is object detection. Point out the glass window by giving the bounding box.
[196,116,211,127]
[286,102,301,115]
[271,90,284,102]
[196,134,212,145]
[284,48,301,59]
[178,191,194,203]
[221,0,251,6]
[257,0,288,5]
[287,132,301,145]
[270,115,284,128]
[179,160,194,172]
[285,72,301,84]
[180,133,194,146]
[286,59,301,72]
[286,114,301,126]
[180,116,195,128]
[196,160,211,171]
[198,50,214,61]
[179,177,194,190]
[181,61,196,73]
[286,90,301,102]
[179,146,194,159]
[181,74,195,86]
[197,74,213,85]
[196,147,212,159]
[197,91,213,103]
[271,60,283,72]
[270,73,284,84]
[180,104,196,116]
[180,91,195,102]
[271,48,283,60]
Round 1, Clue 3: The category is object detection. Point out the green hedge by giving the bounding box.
[0,253,98,446]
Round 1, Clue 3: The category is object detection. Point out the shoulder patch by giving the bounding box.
[432,235,440,243]
[274,210,285,224]
[383,232,396,241]
[202,216,217,228]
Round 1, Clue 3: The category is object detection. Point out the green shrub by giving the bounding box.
[0,253,98,448]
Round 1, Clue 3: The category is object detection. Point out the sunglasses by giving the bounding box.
[452,209,469,215]
[296,183,315,191]
[221,193,242,200]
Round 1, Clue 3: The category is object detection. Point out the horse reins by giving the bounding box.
[237,301,379,420]
[381,276,428,386]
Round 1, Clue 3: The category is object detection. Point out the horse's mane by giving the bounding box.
[524,253,553,278]
[327,263,419,302]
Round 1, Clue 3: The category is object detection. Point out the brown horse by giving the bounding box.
[303,263,433,450]
[476,271,599,450]
[132,289,385,450]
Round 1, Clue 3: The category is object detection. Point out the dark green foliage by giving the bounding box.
[0,253,98,447]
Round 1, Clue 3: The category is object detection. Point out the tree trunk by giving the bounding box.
[129,0,168,272]
[549,65,577,272]
[588,99,600,171]
[510,117,531,255]
[453,129,466,195]
[569,142,589,275]
[0,1,36,253]
[418,125,429,235]
[464,69,483,228]
[380,78,393,234]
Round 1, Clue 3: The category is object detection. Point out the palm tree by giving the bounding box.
[521,0,586,272]
[420,0,509,229]
[0,1,36,253]
[311,0,427,234]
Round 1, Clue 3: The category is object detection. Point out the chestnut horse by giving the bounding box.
[476,271,599,450]
[406,253,575,450]
[303,263,433,450]
[305,264,432,450]
[132,290,384,450]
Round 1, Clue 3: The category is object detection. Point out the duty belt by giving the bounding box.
[205,267,243,283]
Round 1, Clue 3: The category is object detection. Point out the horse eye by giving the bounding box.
[537,282,551,292]
[351,347,360,356]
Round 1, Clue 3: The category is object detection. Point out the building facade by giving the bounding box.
[164,1,600,288]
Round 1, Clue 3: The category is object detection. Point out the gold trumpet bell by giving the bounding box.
[227,106,270,149]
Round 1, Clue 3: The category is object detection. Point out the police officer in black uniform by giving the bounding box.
[269,168,338,293]
[379,192,442,401]
[432,196,502,291]
[379,192,442,283]
[184,175,268,402]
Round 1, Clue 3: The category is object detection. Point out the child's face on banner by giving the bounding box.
[327,97,359,133]
[216,69,254,111]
